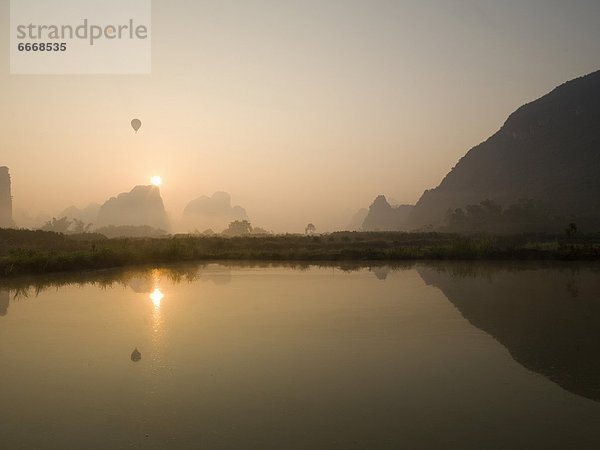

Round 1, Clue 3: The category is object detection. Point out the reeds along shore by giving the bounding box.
[1,229,600,277]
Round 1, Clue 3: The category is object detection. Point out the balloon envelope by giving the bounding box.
[131,119,142,133]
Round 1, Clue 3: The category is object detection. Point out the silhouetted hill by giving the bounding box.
[418,263,600,402]
[97,185,169,231]
[346,208,368,231]
[59,203,101,224]
[362,195,413,231]
[409,70,600,230]
[182,192,248,232]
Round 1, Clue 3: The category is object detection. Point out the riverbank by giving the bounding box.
[1,229,600,277]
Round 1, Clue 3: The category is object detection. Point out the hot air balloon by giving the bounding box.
[131,119,142,133]
[131,348,142,362]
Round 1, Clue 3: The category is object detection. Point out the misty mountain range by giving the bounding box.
[182,192,249,233]
[355,70,600,232]
[54,187,251,236]
[3,70,600,234]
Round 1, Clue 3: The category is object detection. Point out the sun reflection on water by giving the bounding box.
[149,279,165,367]
[150,288,164,309]
[148,270,165,354]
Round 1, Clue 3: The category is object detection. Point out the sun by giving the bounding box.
[151,175,163,186]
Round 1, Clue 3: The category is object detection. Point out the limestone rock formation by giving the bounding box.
[409,70,600,230]
[0,167,14,228]
[182,192,248,232]
[362,195,413,231]
[59,203,101,225]
[96,185,169,231]
[346,208,368,231]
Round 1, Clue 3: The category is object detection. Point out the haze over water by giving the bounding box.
[2,263,600,449]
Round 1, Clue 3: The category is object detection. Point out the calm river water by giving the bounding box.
[1,262,599,449]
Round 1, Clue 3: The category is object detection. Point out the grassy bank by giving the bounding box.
[1,228,600,277]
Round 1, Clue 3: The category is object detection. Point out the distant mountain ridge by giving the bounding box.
[181,192,248,232]
[60,203,101,224]
[362,195,413,231]
[409,70,600,230]
[96,185,169,231]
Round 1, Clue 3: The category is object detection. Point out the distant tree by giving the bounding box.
[41,217,72,233]
[445,208,467,230]
[251,227,270,236]
[480,199,502,216]
[465,204,486,231]
[305,223,316,235]
[566,223,578,237]
[71,219,93,234]
[71,219,84,233]
[504,199,552,232]
[223,220,253,237]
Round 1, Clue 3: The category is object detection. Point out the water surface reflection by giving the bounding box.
[418,262,600,402]
[1,262,600,449]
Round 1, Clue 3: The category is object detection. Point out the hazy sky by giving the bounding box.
[2,0,600,232]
